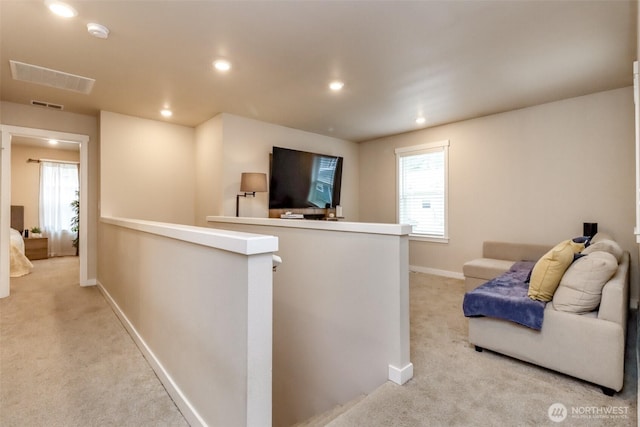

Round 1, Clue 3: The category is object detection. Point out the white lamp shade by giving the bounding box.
[240,173,267,192]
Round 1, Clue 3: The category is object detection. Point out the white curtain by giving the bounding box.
[39,162,79,257]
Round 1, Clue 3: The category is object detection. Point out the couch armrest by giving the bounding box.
[463,258,515,281]
[463,258,516,292]
[482,241,551,262]
[598,251,630,328]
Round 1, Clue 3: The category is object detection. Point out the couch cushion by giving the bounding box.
[463,258,515,281]
[552,251,618,313]
[582,239,623,263]
[527,239,584,302]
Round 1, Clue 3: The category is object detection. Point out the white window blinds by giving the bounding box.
[316,156,338,186]
[396,140,449,239]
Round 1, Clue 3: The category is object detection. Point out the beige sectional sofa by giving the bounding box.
[463,233,630,395]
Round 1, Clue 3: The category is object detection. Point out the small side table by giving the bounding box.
[24,237,48,260]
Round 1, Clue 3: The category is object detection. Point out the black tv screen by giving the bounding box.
[269,146,343,209]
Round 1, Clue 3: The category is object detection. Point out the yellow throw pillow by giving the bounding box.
[528,240,584,302]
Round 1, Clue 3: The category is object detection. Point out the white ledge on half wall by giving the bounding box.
[101,216,278,255]
[206,216,413,236]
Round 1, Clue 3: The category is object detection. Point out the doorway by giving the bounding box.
[1,125,89,298]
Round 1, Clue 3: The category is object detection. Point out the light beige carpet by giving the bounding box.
[0,257,188,427]
[327,273,637,427]
[3,260,636,426]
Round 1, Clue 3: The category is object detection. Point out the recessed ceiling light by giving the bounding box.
[160,109,173,118]
[213,59,231,72]
[44,0,77,18]
[415,116,426,125]
[329,81,344,91]
[49,139,59,145]
[87,23,109,39]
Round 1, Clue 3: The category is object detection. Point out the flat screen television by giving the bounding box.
[269,146,343,209]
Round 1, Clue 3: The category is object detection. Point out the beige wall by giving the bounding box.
[194,114,224,225]
[11,145,80,231]
[102,111,360,226]
[214,113,360,220]
[0,101,98,280]
[100,111,359,225]
[100,111,196,224]
[359,87,638,303]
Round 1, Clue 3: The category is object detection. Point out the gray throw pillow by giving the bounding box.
[552,251,618,313]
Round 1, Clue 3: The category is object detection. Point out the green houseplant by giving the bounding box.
[70,190,79,255]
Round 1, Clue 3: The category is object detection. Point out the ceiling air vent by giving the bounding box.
[10,60,95,94]
[31,100,64,110]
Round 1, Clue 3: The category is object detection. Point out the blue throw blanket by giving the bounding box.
[462,261,546,330]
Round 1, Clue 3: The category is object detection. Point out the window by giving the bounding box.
[39,161,79,256]
[396,140,449,241]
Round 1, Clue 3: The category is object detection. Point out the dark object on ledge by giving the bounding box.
[303,213,325,220]
[583,222,598,238]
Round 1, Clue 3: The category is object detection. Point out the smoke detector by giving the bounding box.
[87,23,109,39]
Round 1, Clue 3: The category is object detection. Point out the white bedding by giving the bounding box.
[10,228,33,277]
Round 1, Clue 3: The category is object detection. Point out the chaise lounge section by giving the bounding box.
[463,234,630,395]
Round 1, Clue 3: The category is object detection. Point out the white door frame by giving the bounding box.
[1,125,90,298]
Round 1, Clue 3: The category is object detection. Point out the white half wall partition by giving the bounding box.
[98,217,277,427]
[206,216,412,427]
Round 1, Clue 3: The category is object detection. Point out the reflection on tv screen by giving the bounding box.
[269,146,343,209]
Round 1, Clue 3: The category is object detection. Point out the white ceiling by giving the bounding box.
[0,1,637,142]
[11,135,79,151]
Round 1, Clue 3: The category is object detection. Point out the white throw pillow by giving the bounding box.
[552,251,618,313]
[590,232,614,245]
[582,239,623,263]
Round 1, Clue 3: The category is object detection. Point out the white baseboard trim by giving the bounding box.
[410,265,464,280]
[96,281,206,427]
[388,363,413,385]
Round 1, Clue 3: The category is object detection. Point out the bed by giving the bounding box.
[10,205,33,277]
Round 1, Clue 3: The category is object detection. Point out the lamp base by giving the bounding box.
[236,192,256,217]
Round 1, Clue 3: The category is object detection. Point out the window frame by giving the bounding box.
[395,140,450,243]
